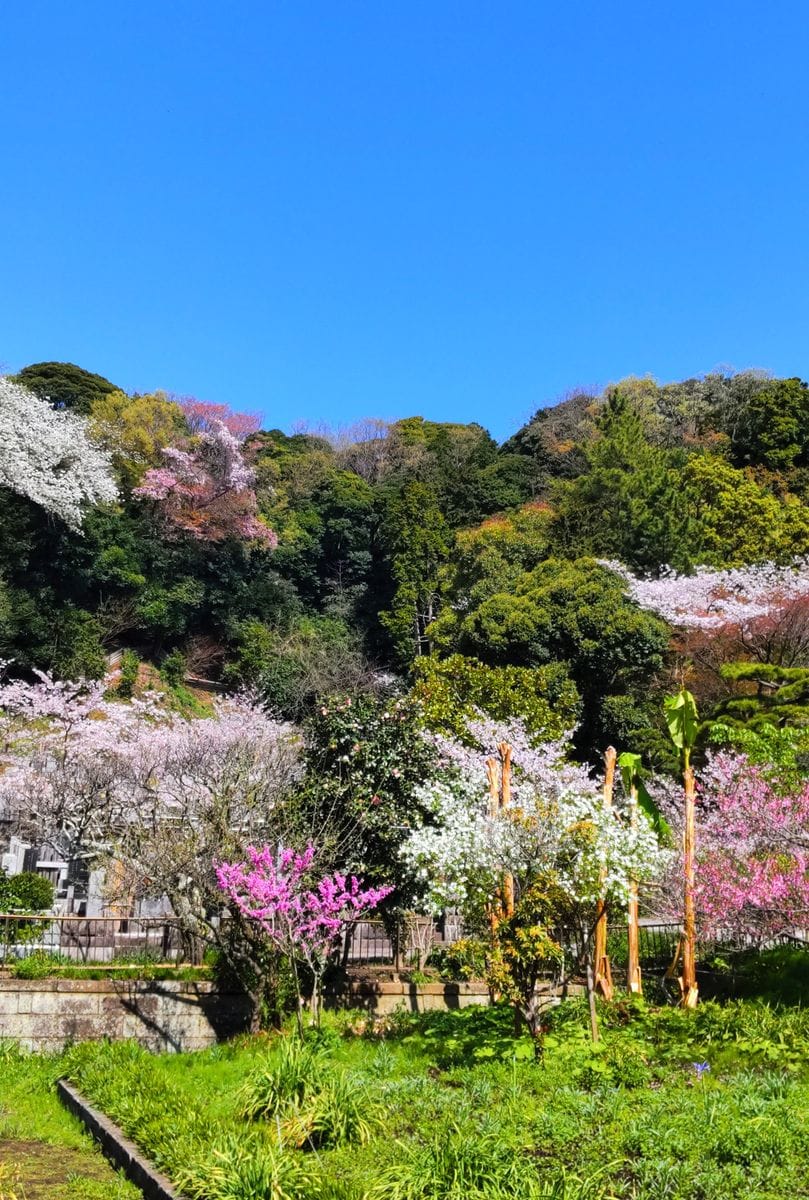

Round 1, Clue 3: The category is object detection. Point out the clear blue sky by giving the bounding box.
[2,2,808,441]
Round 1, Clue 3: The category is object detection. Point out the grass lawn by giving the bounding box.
[35,992,809,1200]
[0,1047,139,1200]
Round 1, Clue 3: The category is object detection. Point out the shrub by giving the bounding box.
[427,937,488,982]
[117,649,140,698]
[0,869,54,913]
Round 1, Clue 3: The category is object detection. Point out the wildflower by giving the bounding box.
[692,1062,710,1079]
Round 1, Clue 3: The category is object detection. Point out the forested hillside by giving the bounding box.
[1,361,807,764]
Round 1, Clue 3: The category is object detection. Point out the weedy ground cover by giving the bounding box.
[0,1043,138,1199]
[44,994,809,1200]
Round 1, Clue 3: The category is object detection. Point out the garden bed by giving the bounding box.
[49,995,809,1200]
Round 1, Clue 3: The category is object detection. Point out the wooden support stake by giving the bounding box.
[593,746,616,1001]
[681,762,699,1008]
[498,741,515,918]
[627,781,643,995]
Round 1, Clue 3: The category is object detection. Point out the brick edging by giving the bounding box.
[56,1078,179,1200]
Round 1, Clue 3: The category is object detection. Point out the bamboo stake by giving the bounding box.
[498,741,515,918]
[593,746,616,1001]
[627,779,642,995]
[681,761,699,1008]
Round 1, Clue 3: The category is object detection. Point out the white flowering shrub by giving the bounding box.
[404,718,672,923]
[0,377,117,527]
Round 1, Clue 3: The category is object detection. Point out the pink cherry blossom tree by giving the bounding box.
[178,396,261,440]
[0,671,304,1022]
[217,843,392,1031]
[654,749,809,943]
[695,752,809,941]
[606,559,809,633]
[134,420,276,545]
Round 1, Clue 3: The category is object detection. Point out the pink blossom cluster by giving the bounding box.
[0,671,299,866]
[694,753,809,938]
[428,714,596,804]
[605,559,809,631]
[179,396,261,440]
[134,420,276,546]
[655,750,809,939]
[216,843,392,963]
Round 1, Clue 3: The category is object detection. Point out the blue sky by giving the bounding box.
[2,1,808,441]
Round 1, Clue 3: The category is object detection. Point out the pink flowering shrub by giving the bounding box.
[217,843,392,1029]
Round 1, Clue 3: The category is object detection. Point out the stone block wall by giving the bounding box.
[325,978,492,1013]
[0,978,251,1052]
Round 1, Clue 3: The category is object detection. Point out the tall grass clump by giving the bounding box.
[239,1036,379,1149]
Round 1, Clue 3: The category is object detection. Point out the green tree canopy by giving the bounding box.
[14,361,120,415]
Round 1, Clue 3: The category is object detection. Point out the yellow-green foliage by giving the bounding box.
[412,654,580,741]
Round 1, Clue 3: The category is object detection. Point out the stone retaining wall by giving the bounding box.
[0,975,572,1050]
[0,978,251,1052]
[327,978,492,1013]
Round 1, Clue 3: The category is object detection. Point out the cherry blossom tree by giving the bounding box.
[178,396,261,440]
[656,750,809,942]
[608,560,809,721]
[134,420,276,545]
[0,672,303,1021]
[217,843,392,1031]
[606,559,809,632]
[0,377,117,527]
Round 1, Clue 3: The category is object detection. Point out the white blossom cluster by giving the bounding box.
[0,377,118,527]
[604,559,809,630]
[404,719,671,920]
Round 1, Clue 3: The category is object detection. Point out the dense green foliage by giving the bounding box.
[0,869,53,912]
[2,360,808,756]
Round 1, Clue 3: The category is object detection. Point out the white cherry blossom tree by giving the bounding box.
[0,377,117,527]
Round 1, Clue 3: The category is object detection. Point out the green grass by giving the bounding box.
[5,993,809,1199]
[0,1044,140,1199]
[53,996,809,1200]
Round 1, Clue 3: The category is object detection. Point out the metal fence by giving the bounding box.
[0,913,193,965]
[2,912,806,971]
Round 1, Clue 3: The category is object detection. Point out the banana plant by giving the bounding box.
[617,751,672,843]
[663,687,700,1008]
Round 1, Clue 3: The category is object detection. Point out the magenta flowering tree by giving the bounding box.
[217,843,392,1031]
[694,753,809,940]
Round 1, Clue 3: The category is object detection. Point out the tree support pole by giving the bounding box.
[593,746,616,1001]
[627,781,643,995]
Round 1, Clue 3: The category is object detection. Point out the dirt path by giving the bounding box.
[0,1139,138,1199]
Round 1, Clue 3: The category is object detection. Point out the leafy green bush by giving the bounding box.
[160,648,187,688]
[0,870,54,912]
[116,649,140,698]
[8,950,69,978]
[427,937,488,982]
